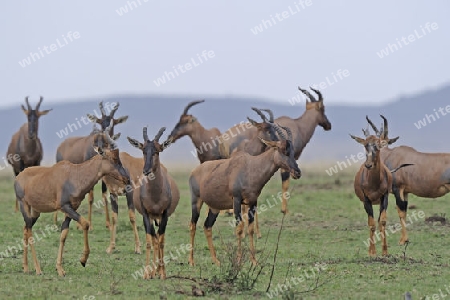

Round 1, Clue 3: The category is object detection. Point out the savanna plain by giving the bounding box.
[0,166,449,300]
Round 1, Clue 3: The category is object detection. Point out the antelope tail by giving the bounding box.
[390,163,414,173]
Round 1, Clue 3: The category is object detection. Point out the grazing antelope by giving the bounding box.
[188,124,301,266]
[14,134,129,276]
[7,96,52,212]
[352,116,411,256]
[365,116,450,246]
[55,101,128,228]
[127,127,180,279]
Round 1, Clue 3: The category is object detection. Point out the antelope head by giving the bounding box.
[350,116,399,170]
[167,100,205,142]
[94,130,129,184]
[21,96,52,139]
[128,126,171,176]
[87,101,128,137]
[366,115,399,147]
[247,107,278,142]
[299,87,332,131]
[260,124,302,179]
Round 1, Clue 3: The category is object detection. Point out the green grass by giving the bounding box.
[1,167,450,300]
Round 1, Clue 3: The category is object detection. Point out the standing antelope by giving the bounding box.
[55,101,128,228]
[263,87,331,214]
[208,87,331,214]
[7,96,52,212]
[14,134,129,276]
[352,116,411,256]
[168,104,278,236]
[364,116,450,246]
[188,124,301,266]
[127,127,180,279]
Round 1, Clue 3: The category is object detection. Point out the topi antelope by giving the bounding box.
[188,124,301,266]
[168,103,278,236]
[55,101,128,228]
[167,100,226,162]
[222,87,331,214]
[102,150,180,255]
[7,96,52,212]
[14,133,129,276]
[352,115,411,256]
[365,116,450,246]
[127,127,180,279]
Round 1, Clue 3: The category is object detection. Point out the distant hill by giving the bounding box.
[1,84,449,172]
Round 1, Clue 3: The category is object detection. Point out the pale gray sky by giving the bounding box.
[1,1,448,108]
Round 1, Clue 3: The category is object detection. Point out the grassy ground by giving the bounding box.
[0,166,449,300]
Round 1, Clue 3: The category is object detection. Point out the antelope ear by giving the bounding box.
[349,134,365,144]
[387,136,399,145]
[127,137,143,150]
[190,117,197,123]
[114,115,129,125]
[87,114,100,123]
[160,138,173,151]
[21,105,29,115]
[112,133,121,140]
[259,137,277,148]
[38,109,52,116]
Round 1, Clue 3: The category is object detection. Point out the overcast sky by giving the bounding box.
[1,1,448,108]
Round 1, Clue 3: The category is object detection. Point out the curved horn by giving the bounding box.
[365,116,380,136]
[380,115,388,139]
[183,100,205,115]
[99,101,106,116]
[261,109,274,122]
[110,102,119,117]
[35,96,44,111]
[251,107,267,122]
[143,126,149,141]
[298,87,316,102]
[281,126,293,142]
[309,87,323,102]
[272,123,287,140]
[154,127,166,142]
[24,96,31,110]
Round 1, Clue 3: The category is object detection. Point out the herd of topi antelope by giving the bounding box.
[4,88,449,279]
